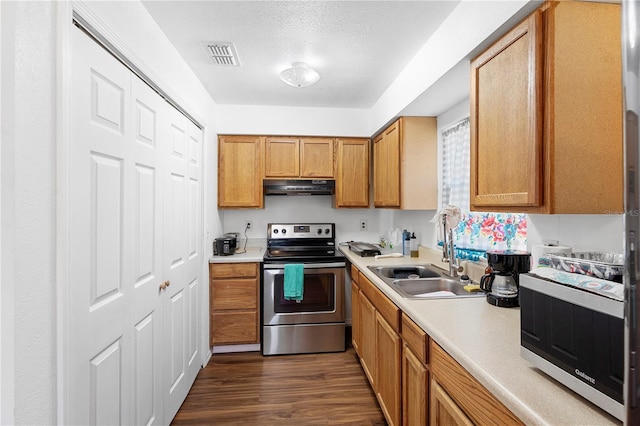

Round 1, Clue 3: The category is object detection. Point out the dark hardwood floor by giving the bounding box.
[171,347,387,425]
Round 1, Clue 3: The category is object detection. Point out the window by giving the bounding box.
[441,118,527,259]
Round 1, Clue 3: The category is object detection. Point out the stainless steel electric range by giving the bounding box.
[262,223,346,355]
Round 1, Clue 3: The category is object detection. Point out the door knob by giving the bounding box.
[159,280,170,290]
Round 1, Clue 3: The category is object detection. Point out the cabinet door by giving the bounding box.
[360,293,377,387]
[430,380,473,426]
[374,120,401,207]
[431,342,523,425]
[218,136,264,208]
[211,311,258,345]
[265,137,299,177]
[470,12,543,209]
[351,280,361,355]
[300,137,335,178]
[336,138,370,208]
[376,312,402,426]
[403,344,428,426]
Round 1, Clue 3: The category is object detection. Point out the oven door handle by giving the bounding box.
[263,262,346,270]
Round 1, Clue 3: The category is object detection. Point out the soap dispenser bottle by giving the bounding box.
[410,232,418,257]
[403,230,410,255]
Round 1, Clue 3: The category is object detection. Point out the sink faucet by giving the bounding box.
[441,214,463,278]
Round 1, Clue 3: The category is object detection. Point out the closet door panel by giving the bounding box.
[130,76,165,426]
[68,24,202,426]
[69,25,132,425]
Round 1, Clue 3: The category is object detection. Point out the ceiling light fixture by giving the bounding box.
[279,62,320,88]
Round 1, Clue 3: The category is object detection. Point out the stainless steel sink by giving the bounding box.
[368,264,441,281]
[367,264,485,299]
[390,278,484,299]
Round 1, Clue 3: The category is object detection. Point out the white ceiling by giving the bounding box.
[141,1,462,109]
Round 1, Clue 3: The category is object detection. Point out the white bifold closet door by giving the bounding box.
[67,24,202,425]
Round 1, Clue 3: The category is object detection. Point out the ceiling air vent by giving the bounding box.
[204,42,240,66]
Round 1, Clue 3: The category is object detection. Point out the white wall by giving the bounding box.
[528,214,624,254]
[214,104,370,137]
[1,2,57,424]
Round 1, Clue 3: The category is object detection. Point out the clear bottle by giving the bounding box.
[403,230,410,255]
[410,232,419,257]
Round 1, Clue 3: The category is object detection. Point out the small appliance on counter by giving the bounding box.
[479,250,530,308]
[347,241,382,257]
[520,273,623,420]
[214,233,238,256]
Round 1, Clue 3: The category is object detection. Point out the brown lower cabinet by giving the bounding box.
[430,342,523,425]
[357,272,402,426]
[351,264,522,426]
[209,262,260,346]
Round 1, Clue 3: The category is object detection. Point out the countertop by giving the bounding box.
[340,246,621,426]
[209,239,266,263]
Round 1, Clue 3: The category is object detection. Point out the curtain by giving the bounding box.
[442,119,470,209]
[440,118,527,256]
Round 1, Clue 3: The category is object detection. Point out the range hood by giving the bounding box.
[263,179,335,196]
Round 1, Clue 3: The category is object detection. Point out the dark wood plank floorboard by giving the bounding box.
[172,348,387,425]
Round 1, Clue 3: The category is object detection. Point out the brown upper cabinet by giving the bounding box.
[335,138,370,208]
[373,117,438,210]
[470,0,622,213]
[218,135,264,208]
[265,137,335,178]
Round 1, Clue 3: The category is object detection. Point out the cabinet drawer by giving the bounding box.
[359,272,400,332]
[210,262,258,279]
[351,265,360,286]
[212,279,257,310]
[402,313,429,365]
[211,311,259,345]
[431,342,522,425]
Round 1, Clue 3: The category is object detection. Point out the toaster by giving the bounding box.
[214,233,238,256]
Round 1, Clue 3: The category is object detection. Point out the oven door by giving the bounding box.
[263,262,345,326]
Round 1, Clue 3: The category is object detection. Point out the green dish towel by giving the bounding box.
[284,264,304,301]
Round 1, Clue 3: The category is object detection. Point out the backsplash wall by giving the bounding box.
[221,202,624,258]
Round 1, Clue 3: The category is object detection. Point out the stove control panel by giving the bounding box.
[268,223,334,239]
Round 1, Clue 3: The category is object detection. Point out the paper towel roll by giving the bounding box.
[531,244,572,268]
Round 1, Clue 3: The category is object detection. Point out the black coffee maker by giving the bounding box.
[480,250,531,308]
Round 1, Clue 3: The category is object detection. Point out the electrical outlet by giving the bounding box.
[245,220,252,231]
[360,219,367,231]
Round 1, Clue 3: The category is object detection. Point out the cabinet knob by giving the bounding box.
[159,280,171,290]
